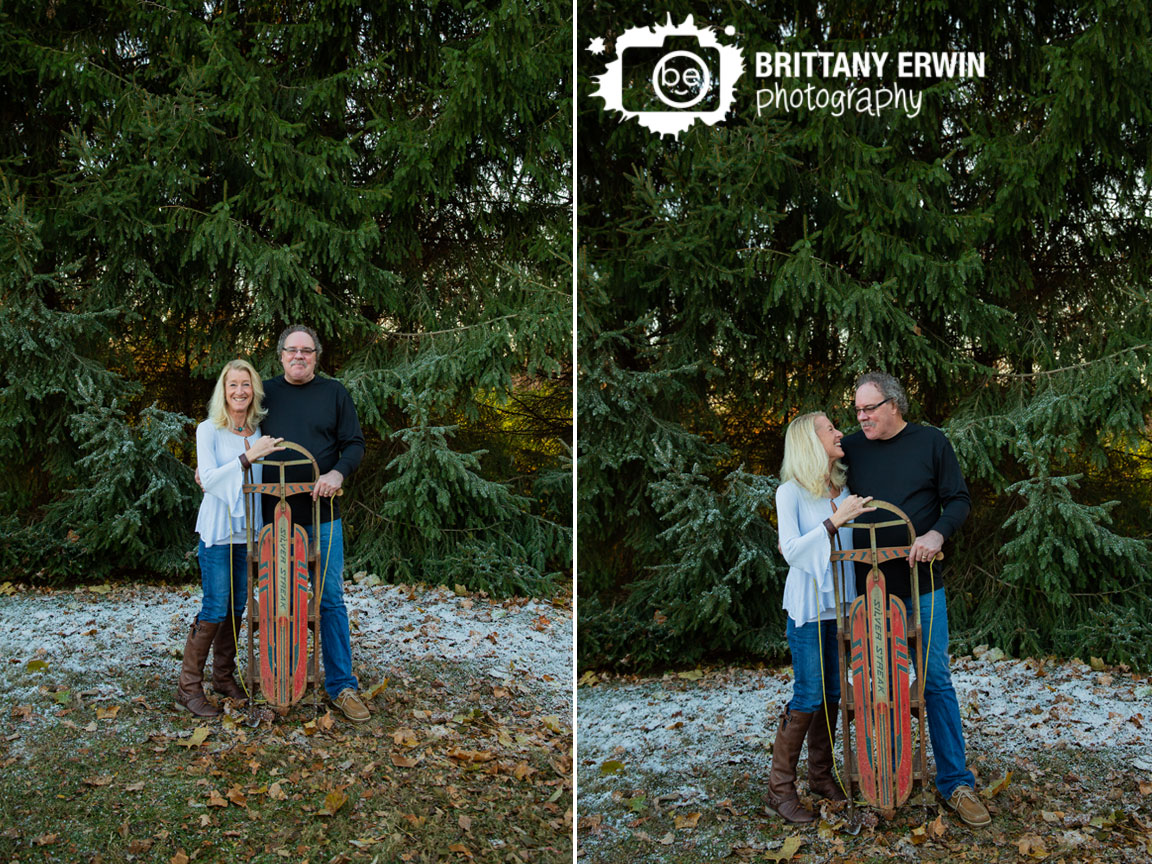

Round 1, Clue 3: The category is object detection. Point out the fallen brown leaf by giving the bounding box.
[981,770,1012,798]
[764,837,805,862]
[673,812,701,830]
[447,748,495,763]
[176,727,211,748]
[318,789,348,816]
[928,814,946,839]
[393,728,420,747]
[1018,835,1048,857]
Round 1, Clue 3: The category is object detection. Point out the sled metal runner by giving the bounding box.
[830,501,932,818]
[241,442,339,714]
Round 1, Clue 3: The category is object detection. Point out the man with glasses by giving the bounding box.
[260,323,370,722]
[839,371,991,827]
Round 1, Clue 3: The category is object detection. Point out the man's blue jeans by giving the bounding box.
[196,541,246,623]
[307,519,359,699]
[903,587,976,799]
[786,617,840,713]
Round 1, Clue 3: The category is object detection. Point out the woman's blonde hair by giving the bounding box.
[207,359,267,430]
[780,412,847,499]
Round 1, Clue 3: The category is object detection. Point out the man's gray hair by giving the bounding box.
[277,323,322,359]
[855,371,908,415]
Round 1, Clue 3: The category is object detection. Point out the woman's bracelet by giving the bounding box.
[239,453,252,470]
[823,518,836,535]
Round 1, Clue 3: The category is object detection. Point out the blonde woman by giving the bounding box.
[768,412,874,823]
[176,360,283,717]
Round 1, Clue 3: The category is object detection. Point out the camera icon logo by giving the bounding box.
[590,15,745,139]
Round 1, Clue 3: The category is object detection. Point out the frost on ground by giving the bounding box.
[0,580,573,717]
[577,653,1152,861]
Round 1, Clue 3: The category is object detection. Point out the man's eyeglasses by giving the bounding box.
[854,397,891,415]
[282,347,317,355]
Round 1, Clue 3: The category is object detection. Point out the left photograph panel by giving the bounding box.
[0,1,572,860]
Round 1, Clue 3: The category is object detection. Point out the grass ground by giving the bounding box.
[577,667,1152,863]
[2,658,572,863]
[579,748,1152,862]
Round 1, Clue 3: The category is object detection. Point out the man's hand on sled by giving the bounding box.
[908,529,944,567]
[313,469,344,499]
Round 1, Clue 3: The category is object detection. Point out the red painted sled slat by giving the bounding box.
[866,571,894,815]
[891,598,913,805]
[849,597,876,804]
[257,500,310,710]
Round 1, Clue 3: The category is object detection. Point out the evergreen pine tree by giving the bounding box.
[1,0,571,590]
[578,0,1152,667]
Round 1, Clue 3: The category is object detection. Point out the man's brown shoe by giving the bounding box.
[334,688,370,723]
[947,785,991,826]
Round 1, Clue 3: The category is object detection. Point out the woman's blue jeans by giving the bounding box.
[196,540,246,623]
[786,617,841,713]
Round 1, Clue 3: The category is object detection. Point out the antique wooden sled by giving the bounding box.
[241,441,337,715]
[829,501,935,817]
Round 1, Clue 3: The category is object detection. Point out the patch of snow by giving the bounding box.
[0,582,573,715]
[577,655,1149,795]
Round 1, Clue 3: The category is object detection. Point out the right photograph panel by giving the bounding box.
[576,1,1152,859]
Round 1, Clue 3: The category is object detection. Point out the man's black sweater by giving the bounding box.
[840,422,970,598]
[259,374,365,527]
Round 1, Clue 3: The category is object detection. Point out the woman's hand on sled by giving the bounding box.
[834,495,875,526]
[247,436,285,461]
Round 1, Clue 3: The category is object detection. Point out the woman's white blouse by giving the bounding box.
[775,479,857,626]
[194,421,264,547]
